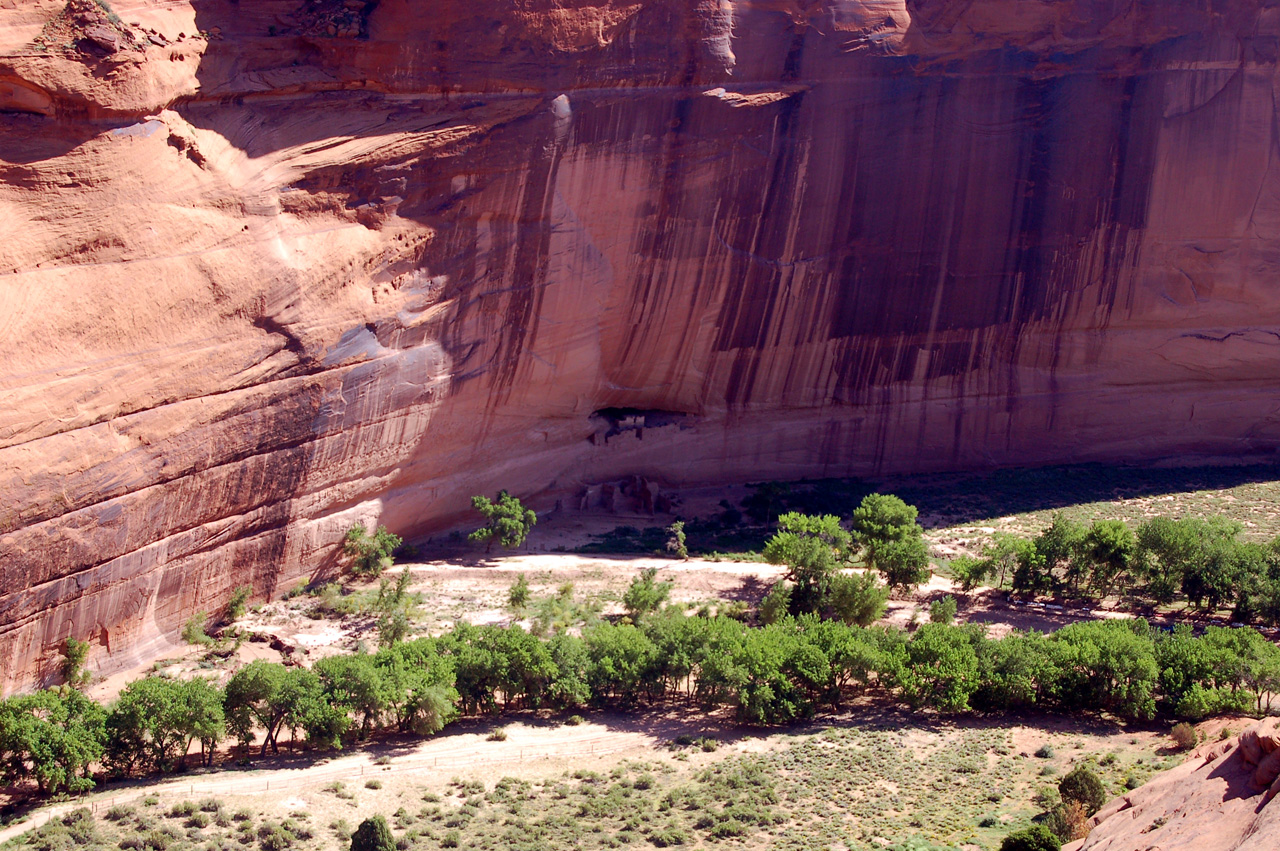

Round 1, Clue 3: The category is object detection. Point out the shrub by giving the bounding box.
[1058,765,1106,816]
[1171,722,1198,750]
[665,522,688,559]
[441,830,461,848]
[169,801,198,818]
[106,805,136,822]
[1035,744,1055,759]
[758,581,791,625]
[256,820,299,851]
[622,568,673,621]
[508,575,531,610]
[344,524,402,578]
[929,595,957,625]
[1042,800,1090,843]
[566,714,585,726]
[183,613,213,646]
[999,824,1061,851]
[650,826,689,847]
[61,636,91,687]
[707,818,749,838]
[825,571,889,626]
[226,586,253,621]
[365,779,383,790]
[488,727,508,742]
[139,829,174,850]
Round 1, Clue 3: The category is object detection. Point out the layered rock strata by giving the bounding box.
[3,0,1280,688]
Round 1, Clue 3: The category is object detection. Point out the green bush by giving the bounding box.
[169,801,198,818]
[929,595,957,625]
[349,816,396,851]
[226,585,253,621]
[61,636,91,687]
[1058,765,1106,816]
[622,568,672,622]
[469,491,537,551]
[650,826,689,846]
[508,575,531,610]
[344,525,402,578]
[758,581,791,625]
[665,521,688,559]
[999,824,1061,851]
[182,613,213,646]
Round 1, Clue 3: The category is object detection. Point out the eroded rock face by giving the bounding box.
[2,0,1280,689]
[1067,719,1280,851]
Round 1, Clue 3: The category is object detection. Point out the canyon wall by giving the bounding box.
[1065,718,1280,851]
[2,0,1280,689]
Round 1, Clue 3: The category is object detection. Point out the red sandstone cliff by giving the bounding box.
[1066,719,1280,851]
[2,0,1280,689]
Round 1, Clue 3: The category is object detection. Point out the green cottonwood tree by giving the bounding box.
[106,677,223,774]
[850,494,931,591]
[0,688,106,794]
[470,491,537,551]
[225,661,327,755]
[892,624,981,712]
[763,512,852,613]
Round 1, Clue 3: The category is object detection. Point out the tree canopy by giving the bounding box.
[470,491,537,551]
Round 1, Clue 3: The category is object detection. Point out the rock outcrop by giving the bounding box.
[1067,719,1280,851]
[3,0,1280,689]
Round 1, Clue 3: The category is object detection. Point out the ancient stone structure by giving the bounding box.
[2,0,1280,687]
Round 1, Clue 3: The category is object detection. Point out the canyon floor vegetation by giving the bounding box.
[0,707,1186,851]
[6,462,1280,850]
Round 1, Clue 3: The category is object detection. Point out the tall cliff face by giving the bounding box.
[2,0,1279,688]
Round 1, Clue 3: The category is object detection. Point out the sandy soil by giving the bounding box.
[0,708,760,845]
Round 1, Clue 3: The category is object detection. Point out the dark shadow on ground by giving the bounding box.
[870,461,1280,529]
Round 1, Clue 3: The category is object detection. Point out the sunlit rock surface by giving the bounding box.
[2,0,1280,688]
[1066,718,1280,851]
